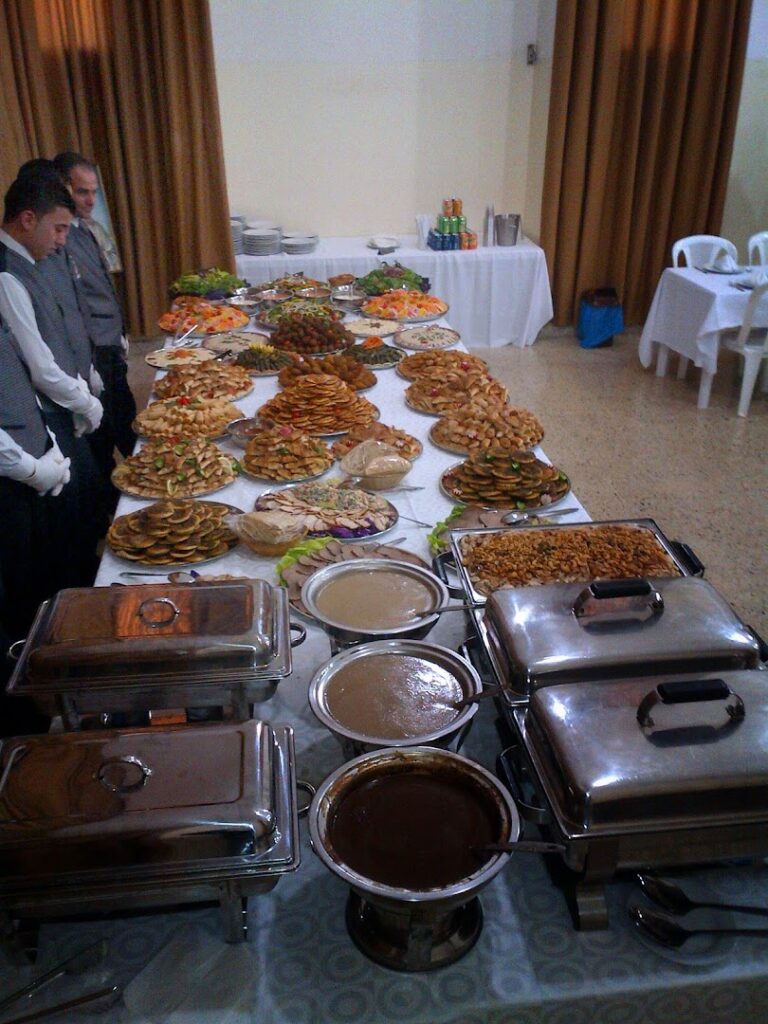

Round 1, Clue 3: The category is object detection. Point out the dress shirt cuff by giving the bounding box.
[4,450,37,483]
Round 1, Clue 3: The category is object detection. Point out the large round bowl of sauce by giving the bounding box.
[308,638,482,758]
[301,559,449,646]
[308,746,519,907]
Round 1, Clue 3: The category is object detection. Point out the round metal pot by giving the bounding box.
[308,745,519,912]
[308,638,482,759]
[301,559,448,647]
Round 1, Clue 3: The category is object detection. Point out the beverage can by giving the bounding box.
[457,215,467,232]
[452,197,463,216]
[437,215,450,234]
[442,198,453,217]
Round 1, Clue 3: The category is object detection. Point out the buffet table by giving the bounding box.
[236,236,553,349]
[3,333,768,1024]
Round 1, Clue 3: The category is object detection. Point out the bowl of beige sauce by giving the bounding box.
[309,638,482,758]
[301,559,448,646]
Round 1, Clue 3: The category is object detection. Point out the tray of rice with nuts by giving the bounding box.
[349,338,405,369]
[134,397,244,439]
[254,481,398,539]
[257,374,379,436]
[430,398,544,454]
[440,449,570,511]
[203,331,271,355]
[241,424,334,482]
[256,301,345,332]
[397,349,488,381]
[405,370,508,416]
[330,421,422,461]
[107,498,240,566]
[112,437,239,499]
[277,352,376,391]
[153,361,253,401]
[451,521,684,598]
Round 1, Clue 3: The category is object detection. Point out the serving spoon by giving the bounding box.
[118,570,200,583]
[502,506,579,525]
[637,873,768,918]
[629,904,768,948]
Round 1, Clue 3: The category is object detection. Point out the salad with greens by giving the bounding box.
[170,267,247,298]
[356,263,430,296]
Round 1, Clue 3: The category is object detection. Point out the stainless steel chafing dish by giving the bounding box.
[482,576,762,704]
[501,671,768,930]
[7,581,306,727]
[0,720,299,944]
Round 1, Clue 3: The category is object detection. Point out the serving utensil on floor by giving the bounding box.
[637,873,768,918]
[630,904,768,948]
[2,985,121,1024]
[502,506,579,525]
[0,940,108,1016]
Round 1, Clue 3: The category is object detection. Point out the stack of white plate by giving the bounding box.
[230,219,244,255]
[243,228,282,255]
[282,233,318,255]
[246,220,282,232]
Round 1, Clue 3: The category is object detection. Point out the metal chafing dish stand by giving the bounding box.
[6,580,306,727]
[0,719,300,949]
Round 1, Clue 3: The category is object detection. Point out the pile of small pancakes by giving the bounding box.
[441,449,570,509]
[107,499,238,564]
[257,374,378,435]
[397,350,488,381]
[135,397,244,439]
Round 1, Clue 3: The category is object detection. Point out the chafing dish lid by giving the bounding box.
[515,671,768,836]
[19,580,281,685]
[485,577,759,689]
[0,720,286,882]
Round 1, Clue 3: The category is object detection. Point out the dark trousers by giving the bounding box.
[89,344,138,513]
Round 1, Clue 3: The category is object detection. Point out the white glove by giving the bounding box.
[73,395,103,436]
[26,445,71,496]
[120,334,130,354]
[89,365,105,396]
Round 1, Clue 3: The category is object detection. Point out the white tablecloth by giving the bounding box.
[235,235,553,349]
[12,342,768,1024]
[638,267,768,374]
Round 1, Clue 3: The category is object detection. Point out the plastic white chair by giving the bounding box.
[660,234,739,400]
[671,235,738,268]
[748,231,768,266]
[725,281,768,416]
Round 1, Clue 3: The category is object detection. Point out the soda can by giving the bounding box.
[452,197,463,216]
[447,216,457,233]
[437,215,450,234]
[458,215,467,232]
[442,198,454,217]
[452,233,461,250]
[459,232,468,250]
[467,230,477,250]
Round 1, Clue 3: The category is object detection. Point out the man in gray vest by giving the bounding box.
[53,152,137,485]
[0,174,105,583]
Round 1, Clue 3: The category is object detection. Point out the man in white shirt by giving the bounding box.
[0,173,107,584]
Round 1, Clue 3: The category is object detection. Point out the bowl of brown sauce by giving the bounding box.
[308,638,482,758]
[308,745,519,905]
[301,559,448,647]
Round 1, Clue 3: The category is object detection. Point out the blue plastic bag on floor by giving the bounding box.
[577,289,624,348]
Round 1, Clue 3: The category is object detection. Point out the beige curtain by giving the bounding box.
[0,0,233,334]
[541,0,752,325]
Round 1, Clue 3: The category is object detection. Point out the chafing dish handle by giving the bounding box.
[573,579,664,623]
[668,540,705,576]
[431,552,466,597]
[496,745,550,826]
[290,622,307,648]
[637,678,745,729]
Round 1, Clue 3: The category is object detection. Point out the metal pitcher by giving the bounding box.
[495,214,521,246]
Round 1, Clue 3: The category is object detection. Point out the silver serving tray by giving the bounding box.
[448,518,699,607]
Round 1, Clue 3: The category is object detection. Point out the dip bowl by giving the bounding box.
[301,559,447,647]
[308,638,482,759]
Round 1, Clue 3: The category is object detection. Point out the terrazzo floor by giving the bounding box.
[128,328,767,636]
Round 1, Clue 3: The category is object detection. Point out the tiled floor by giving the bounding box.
[129,328,767,635]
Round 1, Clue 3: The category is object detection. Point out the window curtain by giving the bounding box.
[540,0,752,325]
[0,0,233,335]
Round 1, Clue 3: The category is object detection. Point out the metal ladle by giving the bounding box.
[118,570,200,583]
[630,904,768,948]
[637,873,768,918]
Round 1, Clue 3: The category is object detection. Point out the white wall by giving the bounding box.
[721,0,768,258]
[210,0,546,239]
